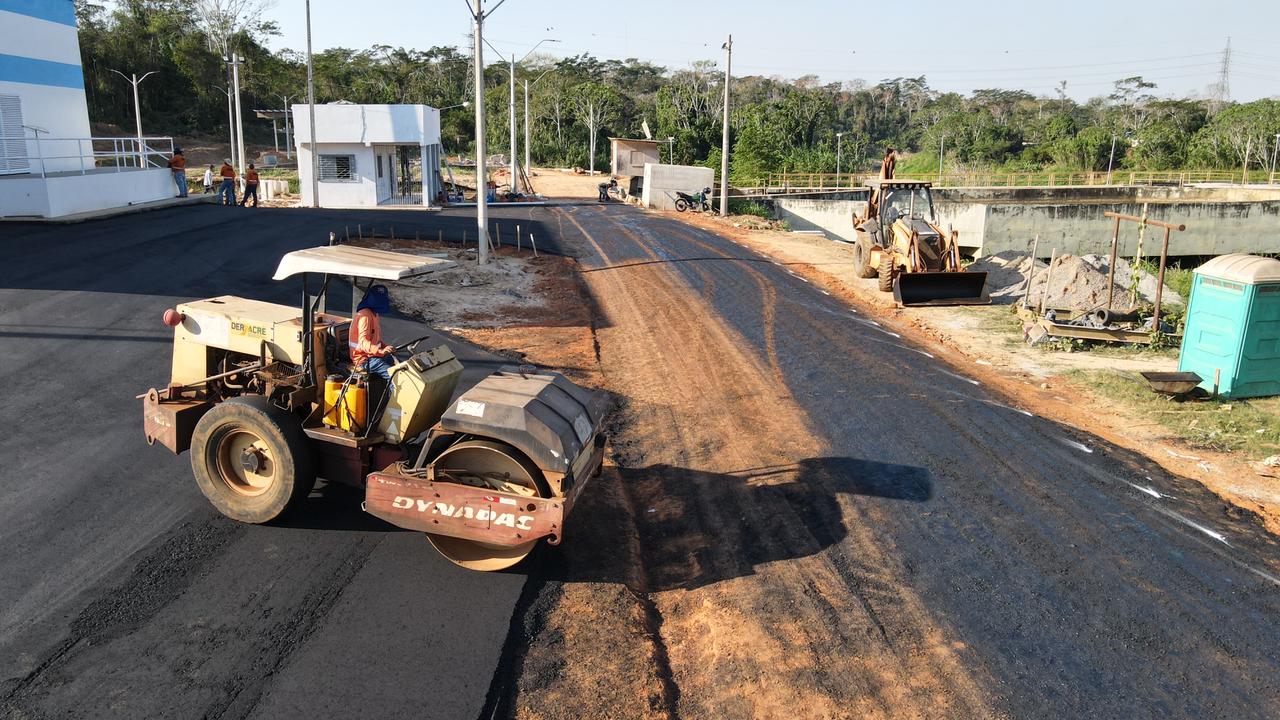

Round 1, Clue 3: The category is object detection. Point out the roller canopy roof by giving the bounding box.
[272,245,456,280]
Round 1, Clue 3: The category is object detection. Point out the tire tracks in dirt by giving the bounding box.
[516,207,996,719]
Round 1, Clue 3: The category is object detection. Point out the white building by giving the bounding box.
[292,103,444,208]
[0,0,175,218]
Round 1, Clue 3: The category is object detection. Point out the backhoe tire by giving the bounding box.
[878,254,897,293]
[853,236,878,279]
[190,395,316,524]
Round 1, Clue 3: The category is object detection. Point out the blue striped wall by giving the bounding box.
[0,53,83,89]
[0,0,76,27]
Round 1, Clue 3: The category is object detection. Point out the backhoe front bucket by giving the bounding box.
[893,271,990,307]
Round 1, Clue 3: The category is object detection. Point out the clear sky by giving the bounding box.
[260,0,1279,102]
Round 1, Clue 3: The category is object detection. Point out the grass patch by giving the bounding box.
[1066,368,1280,458]
[727,199,772,218]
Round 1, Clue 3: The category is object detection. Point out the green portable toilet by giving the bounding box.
[1178,254,1280,399]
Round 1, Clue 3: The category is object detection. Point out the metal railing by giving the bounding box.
[3,135,175,178]
[756,169,1280,191]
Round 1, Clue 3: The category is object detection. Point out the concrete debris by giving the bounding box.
[970,250,1184,310]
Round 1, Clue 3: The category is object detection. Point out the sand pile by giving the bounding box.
[970,251,1183,310]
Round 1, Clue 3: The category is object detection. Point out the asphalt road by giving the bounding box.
[4,201,1280,718]
[0,204,573,719]
[555,204,1280,718]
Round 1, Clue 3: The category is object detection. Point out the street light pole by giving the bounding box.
[304,0,319,208]
[230,53,246,178]
[667,136,675,164]
[836,131,843,187]
[719,34,732,217]
[108,69,156,166]
[524,80,530,182]
[278,94,294,160]
[508,54,518,194]
[1270,133,1280,184]
[1106,133,1117,185]
[938,134,946,185]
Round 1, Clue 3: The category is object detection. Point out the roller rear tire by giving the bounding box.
[190,395,316,524]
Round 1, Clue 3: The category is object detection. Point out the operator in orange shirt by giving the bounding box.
[168,148,188,197]
[218,159,237,206]
[350,285,397,385]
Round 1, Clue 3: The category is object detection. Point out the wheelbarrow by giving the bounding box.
[1139,371,1204,399]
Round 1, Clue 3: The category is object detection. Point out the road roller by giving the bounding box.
[140,243,607,570]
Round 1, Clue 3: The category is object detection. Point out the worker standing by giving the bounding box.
[880,147,898,180]
[350,285,396,385]
[168,148,188,197]
[218,159,237,206]
[202,164,214,194]
[240,163,260,207]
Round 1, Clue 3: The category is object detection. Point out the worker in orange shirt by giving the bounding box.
[350,285,396,385]
[218,159,237,205]
[168,148,188,197]
[240,163,260,207]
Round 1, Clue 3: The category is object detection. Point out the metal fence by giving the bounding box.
[754,169,1280,191]
[2,135,174,178]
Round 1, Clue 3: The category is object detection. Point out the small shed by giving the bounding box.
[609,137,661,194]
[292,103,443,208]
[1178,254,1280,398]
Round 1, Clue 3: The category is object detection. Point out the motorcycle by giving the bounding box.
[674,187,712,212]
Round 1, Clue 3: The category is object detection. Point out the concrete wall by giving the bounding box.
[770,185,1280,258]
[642,163,715,211]
[773,197,868,243]
[0,167,172,217]
[298,143,376,208]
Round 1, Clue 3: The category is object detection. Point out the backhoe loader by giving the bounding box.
[851,179,988,306]
[140,243,606,571]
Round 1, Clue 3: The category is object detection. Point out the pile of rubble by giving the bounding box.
[970,251,1183,310]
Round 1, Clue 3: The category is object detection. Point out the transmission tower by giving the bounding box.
[1210,37,1231,115]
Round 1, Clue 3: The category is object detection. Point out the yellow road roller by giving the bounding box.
[140,244,607,570]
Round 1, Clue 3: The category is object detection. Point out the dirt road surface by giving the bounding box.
[477,204,1280,719]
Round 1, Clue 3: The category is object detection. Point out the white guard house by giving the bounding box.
[0,0,176,218]
[292,103,444,209]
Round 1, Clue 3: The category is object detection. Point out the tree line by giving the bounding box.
[78,1,1280,182]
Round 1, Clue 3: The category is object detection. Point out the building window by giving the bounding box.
[318,154,356,182]
[376,154,383,178]
[0,94,30,176]
[629,150,648,166]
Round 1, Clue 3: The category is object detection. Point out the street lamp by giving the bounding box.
[484,37,558,194]
[836,131,843,187]
[108,69,156,166]
[439,101,471,111]
[524,69,556,181]
[1106,132,1118,185]
[278,93,294,160]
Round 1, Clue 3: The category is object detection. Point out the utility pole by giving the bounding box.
[279,94,294,160]
[305,0,319,208]
[667,136,675,164]
[719,34,732,217]
[524,80,531,182]
[108,69,156,166]
[836,131,843,187]
[224,64,236,166]
[470,0,490,265]
[230,53,246,179]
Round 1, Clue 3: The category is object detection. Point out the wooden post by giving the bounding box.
[1106,214,1122,310]
[1021,235,1039,308]
[1153,227,1172,332]
[1040,248,1057,315]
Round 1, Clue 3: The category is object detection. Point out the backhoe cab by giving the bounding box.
[852,179,988,306]
[141,244,607,571]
